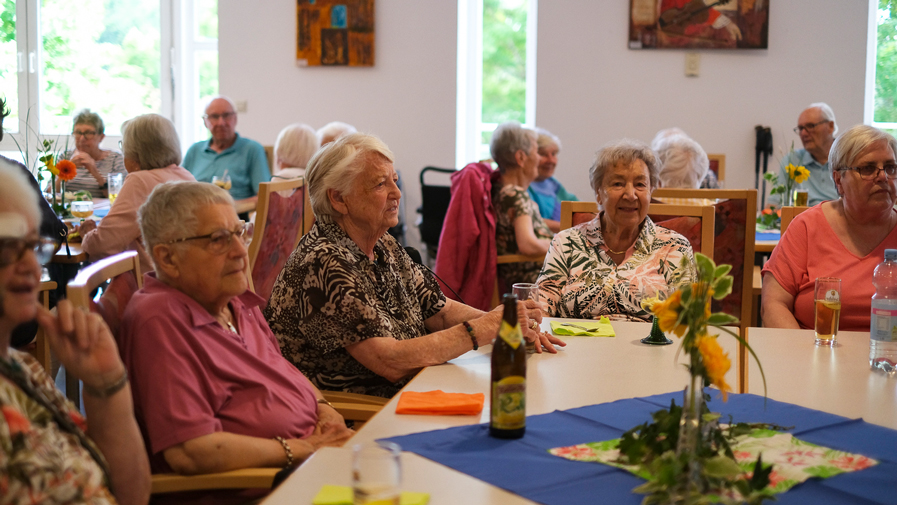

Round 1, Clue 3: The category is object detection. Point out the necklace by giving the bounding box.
[605,244,629,255]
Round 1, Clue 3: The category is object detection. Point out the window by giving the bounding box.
[1,0,217,169]
[868,0,897,135]
[457,0,537,167]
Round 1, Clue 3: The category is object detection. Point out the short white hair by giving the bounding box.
[806,102,838,136]
[0,159,40,231]
[650,127,689,151]
[203,95,237,114]
[316,121,357,147]
[535,127,562,151]
[274,123,318,170]
[305,133,395,220]
[138,181,234,254]
[490,121,536,172]
[655,135,709,189]
[121,114,182,169]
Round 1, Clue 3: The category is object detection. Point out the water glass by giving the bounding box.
[353,442,401,505]
[814,277,841,346]
[513,283,539,351]
[107,173,123,204]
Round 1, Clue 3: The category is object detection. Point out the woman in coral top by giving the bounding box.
[762,125,897,330]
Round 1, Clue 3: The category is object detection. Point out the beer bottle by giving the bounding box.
[490,293,526,439]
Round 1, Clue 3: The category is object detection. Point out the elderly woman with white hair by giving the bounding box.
[273,123,318,180]
[265,133,563,398]
[77,114,194,273]
[654,134,709,189]
[538,139,696,320]
[316,121,357,146]
[762,125,897,331]
[651,128,720,189]
[491,121,554,286]
[528,127,578,233]
[0,163,150,505]
[117,182,352,493]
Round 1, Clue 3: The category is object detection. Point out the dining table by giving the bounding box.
[262,319,897,505]
[51,197,111,264]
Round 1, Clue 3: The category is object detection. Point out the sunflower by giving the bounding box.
[793,165,810,184]
[55,159,77,182]
[43,154,59,176]
[695,333,732,400]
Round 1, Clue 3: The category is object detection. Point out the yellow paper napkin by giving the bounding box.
[312,484,430,505]
[550,317,615,337]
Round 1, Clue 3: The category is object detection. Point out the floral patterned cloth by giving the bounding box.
[549,428,878,496]
[0,350,115,504]
[264,215,447,398]
[537,214,695,321]
[493,184,554,285]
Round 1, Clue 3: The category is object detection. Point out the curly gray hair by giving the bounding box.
[72,109,105,135]
[589,139,661,193]
[490,121,536,173]
[138,181,234,256]
[121,114,182,170]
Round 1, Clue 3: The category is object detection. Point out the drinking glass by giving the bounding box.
[212,173,232,191]
[353,441,401,505]
[107,173,124,204]
[513,283,539,352]
[794,190,809,207]
[814,277,841,346]
[70,200,94,221]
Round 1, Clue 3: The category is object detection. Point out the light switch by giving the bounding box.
[236,100,248,113]
[685,52,700,77]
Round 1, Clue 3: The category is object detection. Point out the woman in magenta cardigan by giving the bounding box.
[78,114,194,273]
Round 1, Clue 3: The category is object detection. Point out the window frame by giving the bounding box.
[866,0,897,131]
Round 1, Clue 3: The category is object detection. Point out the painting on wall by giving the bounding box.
[629,0,769,50]
[296,0,375,66]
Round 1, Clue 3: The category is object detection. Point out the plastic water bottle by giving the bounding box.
[870,249,897,373]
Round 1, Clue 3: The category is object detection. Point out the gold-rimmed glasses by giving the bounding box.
[166,221,254,255]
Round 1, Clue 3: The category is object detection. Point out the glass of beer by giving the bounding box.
[107,173,123,204]
[70,200,94,221]
[814,277,841,346]
[353,441,401,505]
[212,173,232,191]
[794,190,809,207]
[512,283,539,352]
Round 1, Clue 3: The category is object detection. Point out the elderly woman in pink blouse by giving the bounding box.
[78,114,194,273]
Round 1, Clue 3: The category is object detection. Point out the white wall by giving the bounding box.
[220,0,870,249]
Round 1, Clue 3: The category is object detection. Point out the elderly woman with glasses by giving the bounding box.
[117,182,352,493]
[77,114,194,274]
[762,125,897,331]
[0,163,150,505]
[64,109,127,195]
[265,133,563,399]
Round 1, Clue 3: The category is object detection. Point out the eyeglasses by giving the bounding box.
[0,237,58,267]
[73,130,98,138]
[793,121,829,134]
[166,221,254,255]
[202,112,236,122]
[838,163,897,180]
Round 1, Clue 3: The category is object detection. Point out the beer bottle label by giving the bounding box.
[491,375,525,429]
[498,320,523,349]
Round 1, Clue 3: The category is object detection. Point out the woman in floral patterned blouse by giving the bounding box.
[538,139,696,321]
[0,164,149,505]
[265,134,564,398]
[490,121,554,286]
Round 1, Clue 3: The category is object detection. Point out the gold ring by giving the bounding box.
[530,321,538,330]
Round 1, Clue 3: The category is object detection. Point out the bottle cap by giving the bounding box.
[886,249,897,261]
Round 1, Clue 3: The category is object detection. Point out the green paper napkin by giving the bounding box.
[312,484,430,505]
[550,317,615,337]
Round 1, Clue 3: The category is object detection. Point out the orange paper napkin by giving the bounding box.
[395,390,485,415]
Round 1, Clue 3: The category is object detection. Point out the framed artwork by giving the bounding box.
[296,0,375,67]
[629,0,769,50]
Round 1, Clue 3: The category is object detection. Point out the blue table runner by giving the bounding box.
[382,392,897,505]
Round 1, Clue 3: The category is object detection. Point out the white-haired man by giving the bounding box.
[183,96,270,206]
[778,103,839,206]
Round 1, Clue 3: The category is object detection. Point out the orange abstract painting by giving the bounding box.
[296,0,375,67]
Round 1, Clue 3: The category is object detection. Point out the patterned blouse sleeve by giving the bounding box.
[537,231,571,316]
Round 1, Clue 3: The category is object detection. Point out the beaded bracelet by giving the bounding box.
[462,321,478,351]
[83,369,129,399]
[274,436,294,468]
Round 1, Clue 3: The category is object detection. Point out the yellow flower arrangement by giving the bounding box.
[695,333,732,400]
[784,163,810,185]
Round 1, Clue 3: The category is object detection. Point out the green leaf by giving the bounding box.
[695,253,715,280]
[707,313,738,325]
[712,264,732,279]
[712,276,733,299]
[748,454,773,490]
[704,455,744,478]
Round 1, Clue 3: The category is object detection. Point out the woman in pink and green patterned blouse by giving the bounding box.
[538,139,696,321]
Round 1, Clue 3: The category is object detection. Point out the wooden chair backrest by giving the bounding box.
[263,145,275,174]
[247,178,308,303]
[707,153,726,183]
[67,251,144,333]
[780,206,809,234]
[558,201,715,258]
[30,281,57,373]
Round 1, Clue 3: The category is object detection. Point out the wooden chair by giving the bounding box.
[653,189,758,393]
[781,206,810,233]
[751,205,810,327]
[66,251,143,408]
[491,253,547,308]
[558,201,715,258]
[264,145,275,174]
[247,178,308,303]
[708,154,726,184]
[27,280,57,373]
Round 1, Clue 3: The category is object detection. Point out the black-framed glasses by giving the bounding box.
[793,121,828,134]
[202,112,236,122]
[838,163,897,180]
[72,130,98,138]
[166,221,254,255]
[0,236,58,267]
